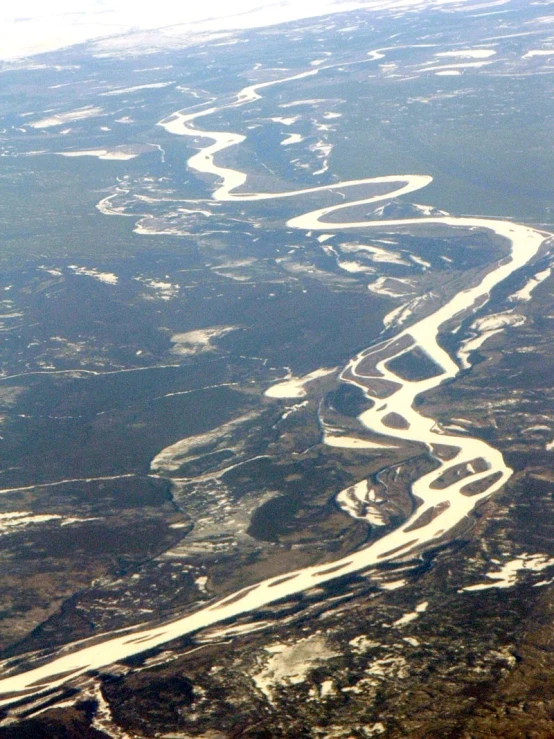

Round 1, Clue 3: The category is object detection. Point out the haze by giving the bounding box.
[0,0,505,60]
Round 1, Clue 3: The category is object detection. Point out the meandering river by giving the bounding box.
[0,64,550,706]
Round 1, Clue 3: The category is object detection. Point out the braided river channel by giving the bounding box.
[0,65,551,707]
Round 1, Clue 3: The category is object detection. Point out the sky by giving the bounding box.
[0,0,508,60]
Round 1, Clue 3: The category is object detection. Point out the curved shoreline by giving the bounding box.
[0,64,551,705]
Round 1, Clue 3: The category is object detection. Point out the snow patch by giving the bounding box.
[58,147,141,160]
[392,601,428,627]
[29,106,103,128]
[253,635,338,701]
[523,49,554,58]
[435,49,496,59]
[461,554,554,591]
[0,511,100,534]
[280,133,304,146]
[170,326,237,356]
[100,81,174,95]
[325,436,391,450]
[265,367,335,399]
[336,479,389,526]
[68,265,118,284]
[510,267,551,302]
[135,276,180,300]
